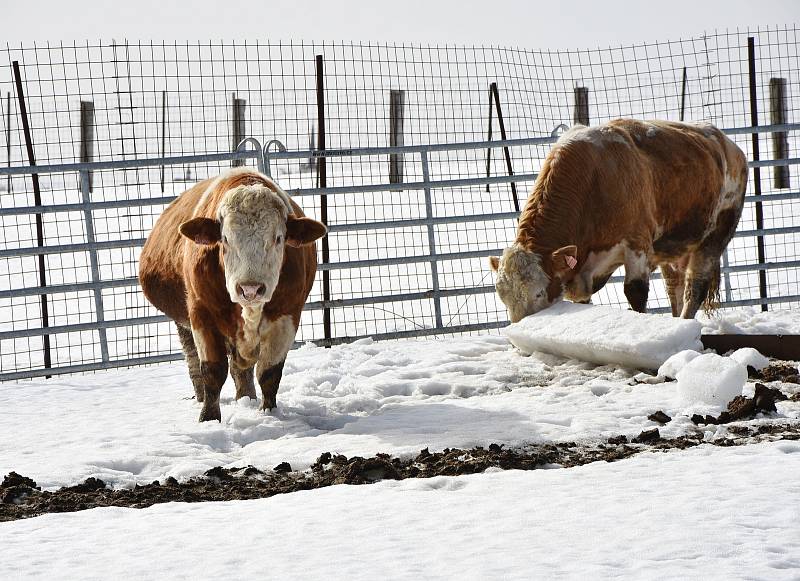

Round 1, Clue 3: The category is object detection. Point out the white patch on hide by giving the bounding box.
[257,315,297,371]
[567,242,627,301]
[558,124,631,149]
[237,305,264,365]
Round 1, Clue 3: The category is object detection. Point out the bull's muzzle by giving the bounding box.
[236,282,267,302]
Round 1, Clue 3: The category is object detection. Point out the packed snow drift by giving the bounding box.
[504,302,703,370]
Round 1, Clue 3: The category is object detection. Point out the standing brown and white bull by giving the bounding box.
[139,168,327,421]
[490,119,748,322]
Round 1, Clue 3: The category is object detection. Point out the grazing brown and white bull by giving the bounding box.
[490,119,747,322]
[139,168,327,421]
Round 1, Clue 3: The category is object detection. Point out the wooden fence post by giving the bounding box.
[573,87,590,126]
[389,89,405,186]
[231,93,246,167]
[79,100,95,192]
[770,77,790,189]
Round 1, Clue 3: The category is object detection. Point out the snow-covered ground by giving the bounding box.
[1,318,799,579]
[2,441,799,580]
[1,332,798,491]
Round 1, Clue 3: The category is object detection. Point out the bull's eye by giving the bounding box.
[276,235,283,245]
[221,235,228,245]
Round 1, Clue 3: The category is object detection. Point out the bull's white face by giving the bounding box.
[179,181,327,307]
[491,245,556,323]
[217,185,289,306]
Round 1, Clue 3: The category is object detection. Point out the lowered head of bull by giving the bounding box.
[489,243,578,323]
[178,184,327,306]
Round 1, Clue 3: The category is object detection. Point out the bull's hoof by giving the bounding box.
[199,405,222,422]
[260,398,277,413]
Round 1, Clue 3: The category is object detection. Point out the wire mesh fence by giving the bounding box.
[1,25,799,380]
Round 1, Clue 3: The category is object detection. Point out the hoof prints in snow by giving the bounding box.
[3,423,800,522]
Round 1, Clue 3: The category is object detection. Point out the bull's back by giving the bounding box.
[578,120,745,254]
[139,179,214,325]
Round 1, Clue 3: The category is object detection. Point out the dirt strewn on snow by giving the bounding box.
[2,421,798,522]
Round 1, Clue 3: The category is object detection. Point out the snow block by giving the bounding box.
[658,350,702,379]
[728,347,769,371]
[504,302,703,370]
[675,353,747,406]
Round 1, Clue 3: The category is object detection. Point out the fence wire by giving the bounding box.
[1,25,799,379]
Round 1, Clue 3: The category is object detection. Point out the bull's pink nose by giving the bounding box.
[237,282,266,301]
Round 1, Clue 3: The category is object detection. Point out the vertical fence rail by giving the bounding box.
[79,170,110,363]
[747,37,769,312]
[11,60,52,376]
[4,91,9,193]
[159,90,167,192]
[420,150,443,329]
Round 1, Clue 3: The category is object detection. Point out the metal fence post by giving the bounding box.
[420,149,443,330]
[389,89,405,186]
[747,37,768,311]
[80,169,109,363]
[316,54,332,345]
[679,67,688,121]
[12,60,52,376]
[770,78,790,189]
[488,82,519,212]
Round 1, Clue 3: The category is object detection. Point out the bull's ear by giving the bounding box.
[179,218,222,245]
[551,245,578,275]
[489,256,500,271]
[286,216,327,247]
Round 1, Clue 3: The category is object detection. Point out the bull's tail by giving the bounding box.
[702,261,721,314]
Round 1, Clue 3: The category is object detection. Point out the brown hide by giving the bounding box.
[139,170,317,345]
[515,119,748,296]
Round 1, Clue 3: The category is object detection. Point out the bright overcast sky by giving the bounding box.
[5,0,798,49]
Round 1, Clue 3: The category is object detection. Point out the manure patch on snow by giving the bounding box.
[3,421,799,522]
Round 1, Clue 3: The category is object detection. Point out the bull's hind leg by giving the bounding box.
[176,324,204,402]
[256,315,298,411]
[680,255,717,319]
[660,262,686,317]
[681,207,741,319]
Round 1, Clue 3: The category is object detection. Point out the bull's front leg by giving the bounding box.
[256,315,298,411]
[623,249,652,313]
[190,311,229,422]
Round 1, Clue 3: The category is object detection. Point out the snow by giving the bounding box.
[504,302,703,371]
[729,347,770,371]
[657,349,702,379]
[700,307,800,335]
[2,441,799,581]
[675,353,748,409]
[1,334,798,491]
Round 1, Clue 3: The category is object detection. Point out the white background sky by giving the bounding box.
[4,0,798,49]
